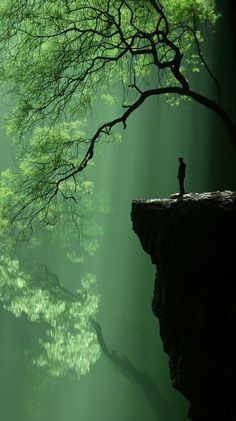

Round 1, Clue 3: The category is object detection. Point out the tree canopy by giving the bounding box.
[0,0,235,235]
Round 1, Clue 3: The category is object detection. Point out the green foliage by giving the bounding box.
[162,0,218,25]
[0,116,109,383]
[0,0,218,135]
[0,119,107,250]
[0,158,104,382]
[0,120,107,380]
[0,1,219,221]
[0,1,219,218]
[0,255,100,378]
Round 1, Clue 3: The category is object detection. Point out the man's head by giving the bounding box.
[179,157,184,163]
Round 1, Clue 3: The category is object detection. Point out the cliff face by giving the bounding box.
[131,191,236,421]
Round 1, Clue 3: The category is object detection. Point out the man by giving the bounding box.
[178,157,186,195]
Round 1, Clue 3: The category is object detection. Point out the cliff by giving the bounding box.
[131,191,236,421]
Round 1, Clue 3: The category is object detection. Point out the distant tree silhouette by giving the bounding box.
[90,318,177,420]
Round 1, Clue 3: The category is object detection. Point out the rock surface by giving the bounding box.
[131,191,236,421]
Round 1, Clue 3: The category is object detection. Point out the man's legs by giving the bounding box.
[179,177,185,195]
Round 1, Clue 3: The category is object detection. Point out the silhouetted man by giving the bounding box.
[178,157,186,195]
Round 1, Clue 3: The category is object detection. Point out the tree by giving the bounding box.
[0,163,107,382]
[0,254,178,420]
[0,254,101,378]
[91,319,176,420]
[0,0,235,235]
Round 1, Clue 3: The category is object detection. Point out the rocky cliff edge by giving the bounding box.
[131,191,236,421]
